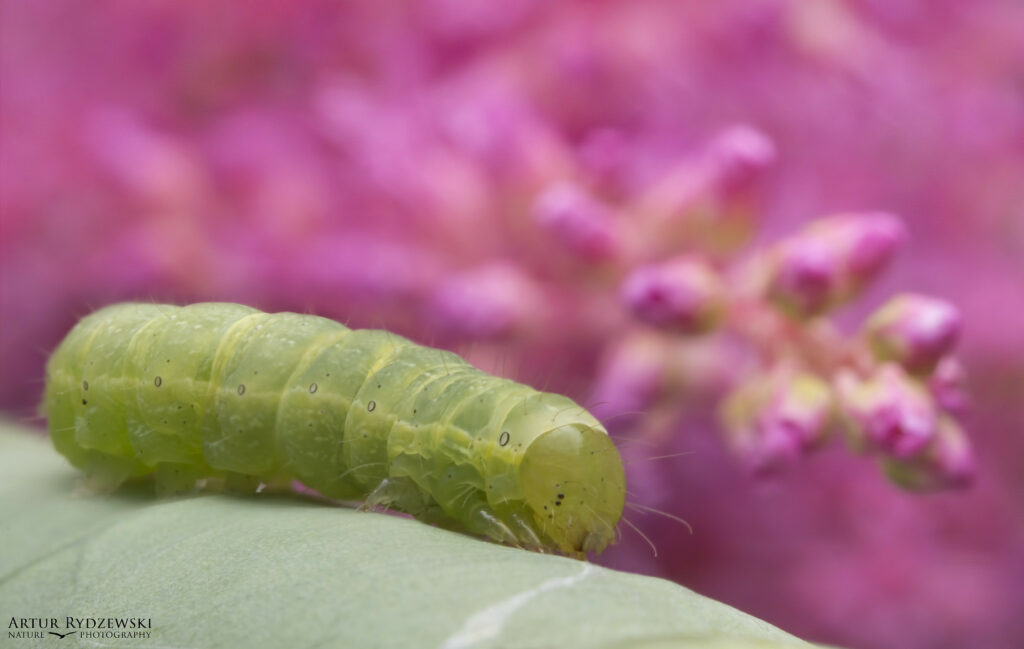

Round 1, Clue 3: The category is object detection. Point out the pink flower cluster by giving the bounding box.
[598,207,973,489]
[3,2,1023,648]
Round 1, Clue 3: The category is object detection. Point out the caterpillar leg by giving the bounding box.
[464,502,521,548]
[361,478,400,512]
[366,477,488,534]
[507,511,546,553]
[362,477,437,515]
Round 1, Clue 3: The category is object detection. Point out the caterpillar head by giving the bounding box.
[519,423,626,557]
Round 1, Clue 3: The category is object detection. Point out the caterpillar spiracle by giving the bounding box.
[44,302,626,557]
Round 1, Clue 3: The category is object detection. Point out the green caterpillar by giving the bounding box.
[43,302,625,557]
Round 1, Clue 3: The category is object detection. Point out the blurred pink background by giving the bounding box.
[2,2,1023,648]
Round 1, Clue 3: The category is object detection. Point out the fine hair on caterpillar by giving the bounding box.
[43,302,627,558]
[618,453,697,558]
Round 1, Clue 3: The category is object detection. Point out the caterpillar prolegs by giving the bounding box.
[43,302,626,557]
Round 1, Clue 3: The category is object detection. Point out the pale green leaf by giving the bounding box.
[0,423,835,649]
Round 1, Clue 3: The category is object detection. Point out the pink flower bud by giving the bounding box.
[766,212,906,318]
[864,293,962,374]
[532,182,620,262]
[929,417,977,488]
[706,124,776,193]
[882,416,976,490]
[767,237,838,318]
[720,371,832,474]
[621,256,725,334]
[928,358,971,414]
[835,364,937,459]
[761,373,835,450]
[831,212,906,282]
[747,424,805,474]
[721,379,798,474]
[426,264,540,339]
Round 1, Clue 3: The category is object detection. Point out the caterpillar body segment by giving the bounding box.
[44,302,626,557]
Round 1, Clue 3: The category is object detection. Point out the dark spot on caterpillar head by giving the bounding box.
[367,400,376,412]
[237,384,246,396]
[81,399,87,405]
[154,376,162,387]
[82,380,89,391]
[309,382,318,394]
[376,384,381,389]
[557,493,565,499]
[555,501,562,506]
[413,409,417,414]
[499,431,510,446]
